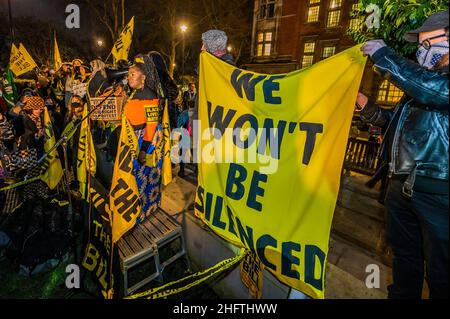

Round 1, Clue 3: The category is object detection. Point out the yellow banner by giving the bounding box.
[162,100,173,186]
[54,36,63,71]
[111,17,135,62]
[194,45,366,299]
[9,43,38,77]
[77,105,97,198]
[109,114,141,243]
[40,107,63,190]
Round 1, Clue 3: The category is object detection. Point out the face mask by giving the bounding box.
[416,40,449,69]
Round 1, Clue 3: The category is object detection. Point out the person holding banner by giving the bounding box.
[123,53,166,220]
[19,96,50,200]
[64,95,84,176]
[356,10,449,299]
[71,59,91,99]
[0,112,15,151]
[20,96,45,157]
[63,63,74,110]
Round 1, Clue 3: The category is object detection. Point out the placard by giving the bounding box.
[90,97,124,122]
[72,82,88,98]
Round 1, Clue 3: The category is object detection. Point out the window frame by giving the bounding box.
[377,80,405,105]
[326,0,342,28]
[259,0,277,20]
[302,40,316,68]
[256,31,274,58]
[306,0,321,24]
[322,45,336,59]
[348,17,362,31]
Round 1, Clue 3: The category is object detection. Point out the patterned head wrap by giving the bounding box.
[23,96,45,111]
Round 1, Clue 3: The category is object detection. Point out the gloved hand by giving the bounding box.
[356,92,369,111]
[138,150,147,166]
[361,40,387,57]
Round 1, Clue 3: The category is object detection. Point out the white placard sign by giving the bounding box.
[72,82,87,98]
[90,97,124,122]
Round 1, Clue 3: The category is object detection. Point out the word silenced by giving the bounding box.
[195,163,326,291]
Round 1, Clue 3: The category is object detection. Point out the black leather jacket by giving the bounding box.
[360,47,449,194]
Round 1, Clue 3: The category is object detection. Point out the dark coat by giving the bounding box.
[360,47,449,194]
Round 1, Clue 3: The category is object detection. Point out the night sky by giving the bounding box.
[1,0,95,37]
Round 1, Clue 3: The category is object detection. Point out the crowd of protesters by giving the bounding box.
[1,15,447,299]
[0,29,234,276]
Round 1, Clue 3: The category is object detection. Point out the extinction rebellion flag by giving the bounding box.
[82,175,114,299]
[77,104,97,199]
[40,107,64,189]
[111,17,135,63]
[9,43,38,77]
[109,114,142,243]
[1,67,18,109]
[195,45,367,299]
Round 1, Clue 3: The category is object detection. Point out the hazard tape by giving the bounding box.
[50,198,70,207]
[126,249,249,299]
[0,176,41,192]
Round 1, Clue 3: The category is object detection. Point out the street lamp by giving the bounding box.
[97,39,104,47]
[180,24,188,86]
[227,46,233,53]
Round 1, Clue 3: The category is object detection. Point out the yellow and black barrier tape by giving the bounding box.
[0,176,41,192]
[126,249,249,299]
[50,198,70,207]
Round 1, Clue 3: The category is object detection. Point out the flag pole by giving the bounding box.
[8,0,15,44]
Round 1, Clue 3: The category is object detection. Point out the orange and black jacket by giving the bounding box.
[123,87,160,153]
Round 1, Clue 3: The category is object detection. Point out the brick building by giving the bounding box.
[243,0,404,109]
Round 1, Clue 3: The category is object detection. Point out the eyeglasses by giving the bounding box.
[419,33,448,50]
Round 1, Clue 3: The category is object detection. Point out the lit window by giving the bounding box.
[327,10,341,28]
[302,41,316,68]
[257,44,263,57]
[349,18,362,31]
[302,55,314,68]
[256,31,273,57]
[330,0,342,9]
[264,43,272,56]
[259,0,276,19]
[304,42,316,54]
[258,33,264,42]
[307,6,320,22]
[377,80,404,103]
[352,3,360,11]
[309,0,321,3]
[322,46,336,58]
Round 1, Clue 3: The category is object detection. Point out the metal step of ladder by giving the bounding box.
[117,207,189,296]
